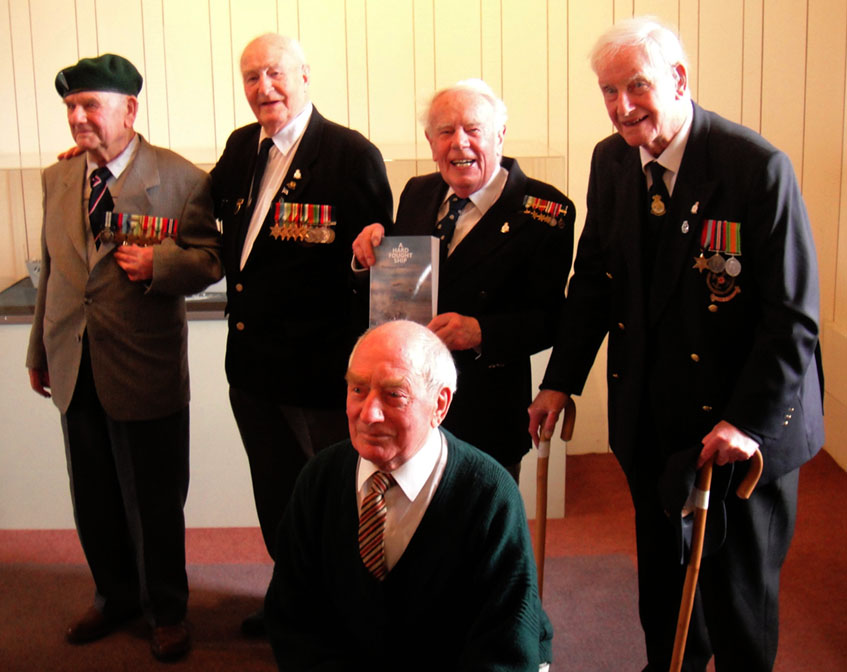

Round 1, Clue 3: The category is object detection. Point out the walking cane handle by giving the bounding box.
[560,397,576,442]
[735,448,763,500]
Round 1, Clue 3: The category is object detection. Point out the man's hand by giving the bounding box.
[698,420,760,468]
[58,145,84,160]
[528,389,569,447]
[114,245,154,282]
[352,223,386,268]
[29,368,51,398]
[428,312,481,351]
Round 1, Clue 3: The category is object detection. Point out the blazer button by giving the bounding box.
[236,322,246,331]
[702,405,713,412]
[690,353,700,362]
[611,372,620,379]
[235,283,244,292]
[708,304,718,313]
[617,322,626,331]
[605,271,614,280]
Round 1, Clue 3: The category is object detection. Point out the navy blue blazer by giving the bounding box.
[393,158,574,464]
[211,108,393,408]
[543,103,824,483]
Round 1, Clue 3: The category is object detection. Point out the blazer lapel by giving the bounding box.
[57,156,89,262]
[113,135,156,216]
[444,158,527,284]
[647,104,719,326]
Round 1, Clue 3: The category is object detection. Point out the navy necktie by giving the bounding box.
[434,194,470,258]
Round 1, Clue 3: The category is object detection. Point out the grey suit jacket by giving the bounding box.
[27,136,222,421]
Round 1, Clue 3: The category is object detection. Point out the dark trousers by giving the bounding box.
[630,456,799,672]
[229,386,349,559]
[61,340,190,626]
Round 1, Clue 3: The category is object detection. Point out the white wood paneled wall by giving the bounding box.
[2,0,846,466]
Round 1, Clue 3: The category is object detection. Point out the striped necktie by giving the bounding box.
[358,471,394,580]
[89,166,114,248]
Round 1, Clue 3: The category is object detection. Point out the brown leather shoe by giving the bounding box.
[150,621,190,661]
[66,606,115,644]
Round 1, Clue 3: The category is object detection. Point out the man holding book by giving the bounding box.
[353,80,574,480]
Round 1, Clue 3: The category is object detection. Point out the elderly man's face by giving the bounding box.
[346,333,448,472]
[426,90,504,199]
[64,91,136,163]
[241,38,310,136]
[596,45,688,157]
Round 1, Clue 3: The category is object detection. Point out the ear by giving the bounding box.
[301,63,311,88]
[431,386,453,427]
[124,95,139,128]
[673,63,688,98]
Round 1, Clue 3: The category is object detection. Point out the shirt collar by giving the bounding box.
[357,427,444,502]
[87,133,139,181]
[261,102,313,156]
[443,164,508,217]
[639,100,693,176]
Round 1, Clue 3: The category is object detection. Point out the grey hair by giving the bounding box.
[349,320,457,395]
[421,78,508,136]
[589,16,688,77]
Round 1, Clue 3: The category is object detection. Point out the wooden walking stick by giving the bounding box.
[535,397,576,599]
[669,448,764,672]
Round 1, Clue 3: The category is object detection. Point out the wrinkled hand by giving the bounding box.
[58,145,84,161]
[698,420,760,468]
[114,245,154,282]
[528,389,569,447]
[29,368,51,398]
[428,312,481,351]
[352,223,386,268]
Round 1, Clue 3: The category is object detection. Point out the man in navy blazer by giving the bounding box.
[529,17,823,672]
[210,34,392,634]
[354,80,574,479]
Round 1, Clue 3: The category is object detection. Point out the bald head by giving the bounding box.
[240,34,311,136]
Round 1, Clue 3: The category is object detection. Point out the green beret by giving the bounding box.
[55,53,143,97]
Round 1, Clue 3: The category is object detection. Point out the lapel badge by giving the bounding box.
[234,198,244,215]
[681,220,690,234]
[691,201,699,214]
[287,181,297,189]
[501,223,510,234]
[293,169,302,180]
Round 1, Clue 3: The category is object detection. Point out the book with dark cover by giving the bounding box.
[369,236,439,327]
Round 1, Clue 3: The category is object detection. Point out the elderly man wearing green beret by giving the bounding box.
[26,53,222,661]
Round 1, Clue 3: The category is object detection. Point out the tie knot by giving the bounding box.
[90,166,112,188]
[370,471,394,495]
[648,161,666,188]
[258,137,274,157]
[448,194,470,214]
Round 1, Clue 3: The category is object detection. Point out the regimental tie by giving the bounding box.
[358,471,395,581]
[89,166,114,248]
[236,137,274,253]
[434,194,470,257]
[644,161,669,286]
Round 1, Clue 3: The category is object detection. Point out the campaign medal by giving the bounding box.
[700,219,742,303]
[522,196,569,228]
[100,212,115,244]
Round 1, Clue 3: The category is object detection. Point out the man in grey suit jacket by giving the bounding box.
[26,54,222,662]
[529,17,823,672]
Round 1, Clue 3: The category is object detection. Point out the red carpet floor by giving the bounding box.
[1,451,844,671]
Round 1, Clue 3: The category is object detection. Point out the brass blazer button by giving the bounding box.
[235,283,244,292]
[236,322,245,331]
[690,353,700,362]
[708,304,718,313]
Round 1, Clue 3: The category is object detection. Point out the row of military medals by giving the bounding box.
[100,212,178,245]
[693,218,742,303]
[267,169,336,244]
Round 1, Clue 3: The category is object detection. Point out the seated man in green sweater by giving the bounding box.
[264,319,552,670]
